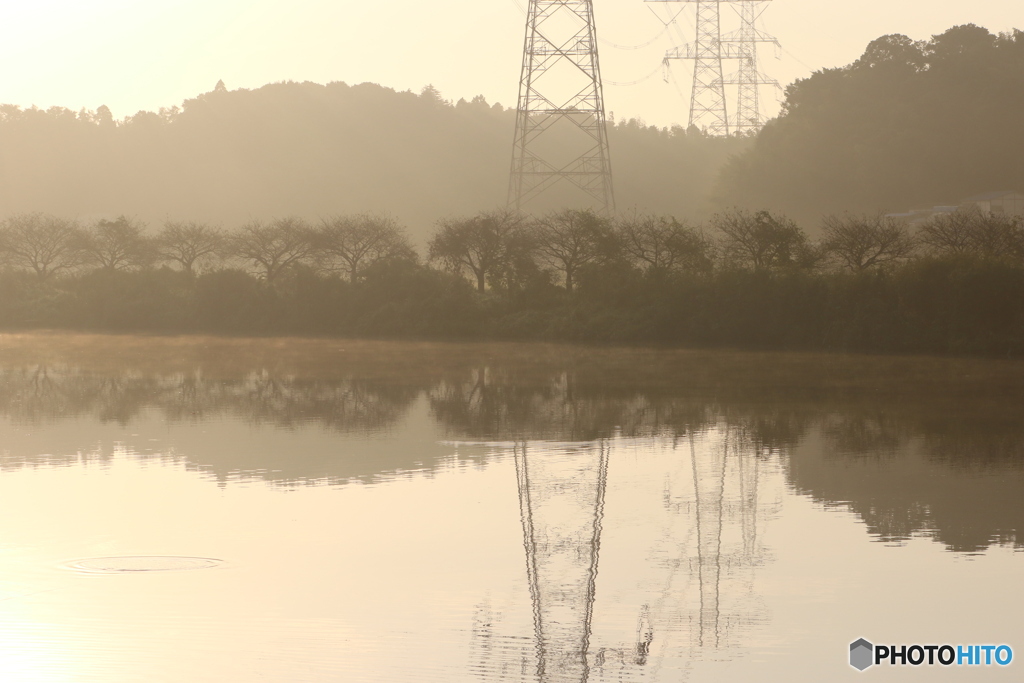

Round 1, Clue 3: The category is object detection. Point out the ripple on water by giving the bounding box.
[63,556,224,573]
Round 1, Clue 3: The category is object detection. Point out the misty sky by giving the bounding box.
[0,1,1019,128]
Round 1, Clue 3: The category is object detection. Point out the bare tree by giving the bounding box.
[919,206,1024,260]
[971,212,1024,261]
[616,212,714,274]
[230,217,316,283]
[157,220,225,273]
[0,213,86,280]
[317,213,415,283]
[712,208,816,271]
[821,212,917,271]
[917,207,979,255]
[428,208,527,292]
[80,215,154,271]
[531,209,613,292]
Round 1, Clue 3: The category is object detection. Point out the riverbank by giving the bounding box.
[1,254,1022,357]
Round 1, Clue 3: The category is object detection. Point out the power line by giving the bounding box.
[606,64,664,87]
[599,20,671,51]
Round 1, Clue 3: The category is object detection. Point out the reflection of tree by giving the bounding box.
[0,366,415,433]
[919,417,1024,466]
[732,409,811,457]
[429,367,714,442]
[0,365,424,483]
[1,342,1023,552]
[790,414,1024,552]
[822,411,905,456]
[0,365,167,424]
[430,368,558,440]
[165,371,415,432]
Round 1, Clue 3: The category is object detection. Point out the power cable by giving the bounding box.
[600,22,671,50]
[606,64,664,86]
[781,46,815,72]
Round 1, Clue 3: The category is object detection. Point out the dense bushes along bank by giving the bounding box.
[0,251,1021,356]
[0,208,1023,356]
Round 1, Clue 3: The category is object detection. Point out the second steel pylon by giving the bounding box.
[651,0,779,135]
[722,1,780,135]
[509,0,615,214]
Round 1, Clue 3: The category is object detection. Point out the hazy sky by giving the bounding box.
[0,1,1019,128]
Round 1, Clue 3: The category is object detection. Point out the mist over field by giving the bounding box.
[0,24,1021,356]
[0,80,745,242]
[0,25,1020,239]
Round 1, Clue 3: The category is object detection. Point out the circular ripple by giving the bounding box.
[65,556,223,573]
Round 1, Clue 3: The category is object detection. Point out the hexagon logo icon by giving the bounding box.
[850,638,874,671]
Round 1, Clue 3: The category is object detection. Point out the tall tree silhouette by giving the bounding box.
[532,209,613,292]
[230,217,316,283]
[157,220,225,273]
[0,213,86,279]
[317,213,415,283]
[81,215,153,271]
[428,209,527,292]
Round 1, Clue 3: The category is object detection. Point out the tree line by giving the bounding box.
[717,24,1024,225]
[0,80,746,242]
[1,24,1019,244]
[1,205,1023,356]
[0,212,413,282]
[9,203,1018,281]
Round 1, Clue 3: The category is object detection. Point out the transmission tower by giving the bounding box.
[509,0,615,214]
[648,0,736,135]
[686,2,730,135]
[649,0,779,135]
[721,1,780,134]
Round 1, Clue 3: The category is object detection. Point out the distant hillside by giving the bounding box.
[0,80,747,243]
[714,25,1024,227]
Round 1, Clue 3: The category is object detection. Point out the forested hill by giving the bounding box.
[715,25,1024,226]
[0,81,745,242]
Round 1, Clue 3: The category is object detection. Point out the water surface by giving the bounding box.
[0,333,1022,681]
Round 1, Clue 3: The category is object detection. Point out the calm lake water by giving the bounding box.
[0,333,1022,682]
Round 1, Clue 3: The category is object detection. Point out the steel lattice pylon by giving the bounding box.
[722,1,780,134]
[649,0,739,135]
[687,1,730,136]
[509,0,614,214]
[650,0,779,136]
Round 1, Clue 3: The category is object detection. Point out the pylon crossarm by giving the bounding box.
[721,27,779,45]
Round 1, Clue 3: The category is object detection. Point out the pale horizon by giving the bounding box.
[1,0,1019,128]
